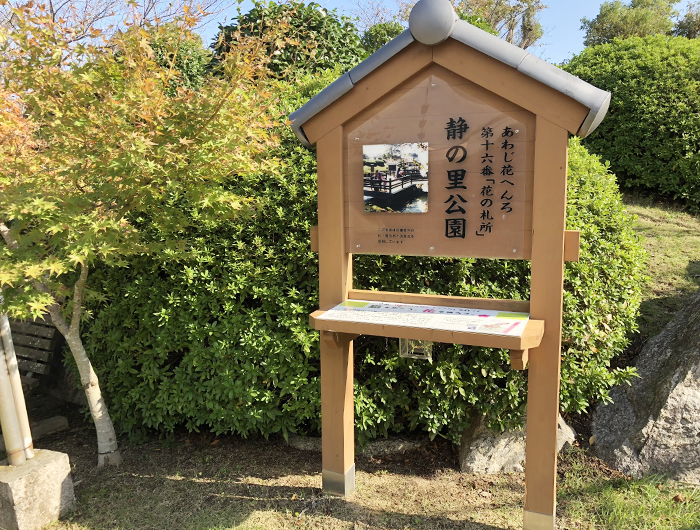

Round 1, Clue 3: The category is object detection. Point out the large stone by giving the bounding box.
[459,414,575,473]
[592,289,700,484]
[0,449,74,530]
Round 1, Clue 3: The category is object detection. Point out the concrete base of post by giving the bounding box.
[0,449,74,530]
[322,464,355,497]
[523,510,555,530]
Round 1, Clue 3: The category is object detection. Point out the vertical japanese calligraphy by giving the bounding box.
[477,126,495,237]
[500,126,516,220]
[444,117,468,238]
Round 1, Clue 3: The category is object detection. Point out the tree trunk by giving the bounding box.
[1,224,121,466]
[63,329,123,466]
[46,263,123,467]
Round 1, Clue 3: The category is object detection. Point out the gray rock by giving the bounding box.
[592,288,700,484]
[0,449,74,530]
[459,414,575,474]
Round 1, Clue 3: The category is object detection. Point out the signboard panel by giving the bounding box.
[316,300,529,337]
[344,66,535,259]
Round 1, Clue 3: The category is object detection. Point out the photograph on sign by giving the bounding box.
[362,143,429,213]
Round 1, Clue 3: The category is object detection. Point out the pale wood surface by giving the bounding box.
[344,66,535,260]
[524,117,569,517]
[303,42,433,145]
[310,226,319,253]
[310,309,544,351]
[317,126,356,476]
[509,349,529,370]
[322,331,359,349]
[347,289,530,312]
[310,230,581,262]
[433,40,589,135]
[318,128,352,307]
[564,230,580,262]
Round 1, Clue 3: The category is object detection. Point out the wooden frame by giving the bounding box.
[308,36,583,530]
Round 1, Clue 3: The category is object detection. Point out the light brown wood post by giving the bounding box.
[317,126,355,496]
[524,116,568,530]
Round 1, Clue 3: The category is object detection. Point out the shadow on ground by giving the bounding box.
[30,395,522,530]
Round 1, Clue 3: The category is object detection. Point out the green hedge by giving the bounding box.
[83,72,645,444]
[214,1,364,78]
[563,35,700,210]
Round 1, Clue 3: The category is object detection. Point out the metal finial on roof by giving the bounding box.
[409,0,456,46]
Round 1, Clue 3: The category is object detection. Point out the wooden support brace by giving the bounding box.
[563,230,580,262]
[310,226,319,253]
[523,116,569,528]
[312,228,580,263]
[322,331,359,349]
[509,349,529,370]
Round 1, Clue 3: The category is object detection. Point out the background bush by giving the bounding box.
[150,26,212,93]
[360,21,405,55]
[214,1,364,78]
[563,35,700,211]
[83,70,645,444]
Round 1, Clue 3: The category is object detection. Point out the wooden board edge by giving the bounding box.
[347,289,530,313]
[309,312,544,351]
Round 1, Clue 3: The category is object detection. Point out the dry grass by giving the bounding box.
[31,399,699,530]
[43,412,525,530]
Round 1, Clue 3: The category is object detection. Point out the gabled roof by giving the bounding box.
[290,0,610,148]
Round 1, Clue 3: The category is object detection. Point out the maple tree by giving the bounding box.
[0,1,281,465]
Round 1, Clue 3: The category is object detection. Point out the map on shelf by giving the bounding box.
[316,300,529,337]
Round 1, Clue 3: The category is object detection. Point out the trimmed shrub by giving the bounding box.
[84,71,645,444]
[361,22,405,56]
[563,35,700,210]
[214,1,364,78]
[148,25,212,93]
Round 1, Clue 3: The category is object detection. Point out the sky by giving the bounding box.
[198,0,694,65]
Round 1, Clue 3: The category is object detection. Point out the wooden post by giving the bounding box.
[523,116,569,530]
[317,126,355,496]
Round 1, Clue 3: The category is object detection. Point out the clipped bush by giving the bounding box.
[563,35,700,210]
[214,1,364,78]
[84,71,644,444]
[361,22,405,56]
[150,25,212,92]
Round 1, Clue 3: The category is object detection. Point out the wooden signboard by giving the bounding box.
[346,67,533,259]
[289,2,610,528]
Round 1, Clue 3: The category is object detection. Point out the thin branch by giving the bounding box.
[0,221,19,250]
[69,262,88,335]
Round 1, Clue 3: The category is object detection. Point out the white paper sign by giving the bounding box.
[317,300,529,337]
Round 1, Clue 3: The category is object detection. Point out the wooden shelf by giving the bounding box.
[309,306,544,351]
